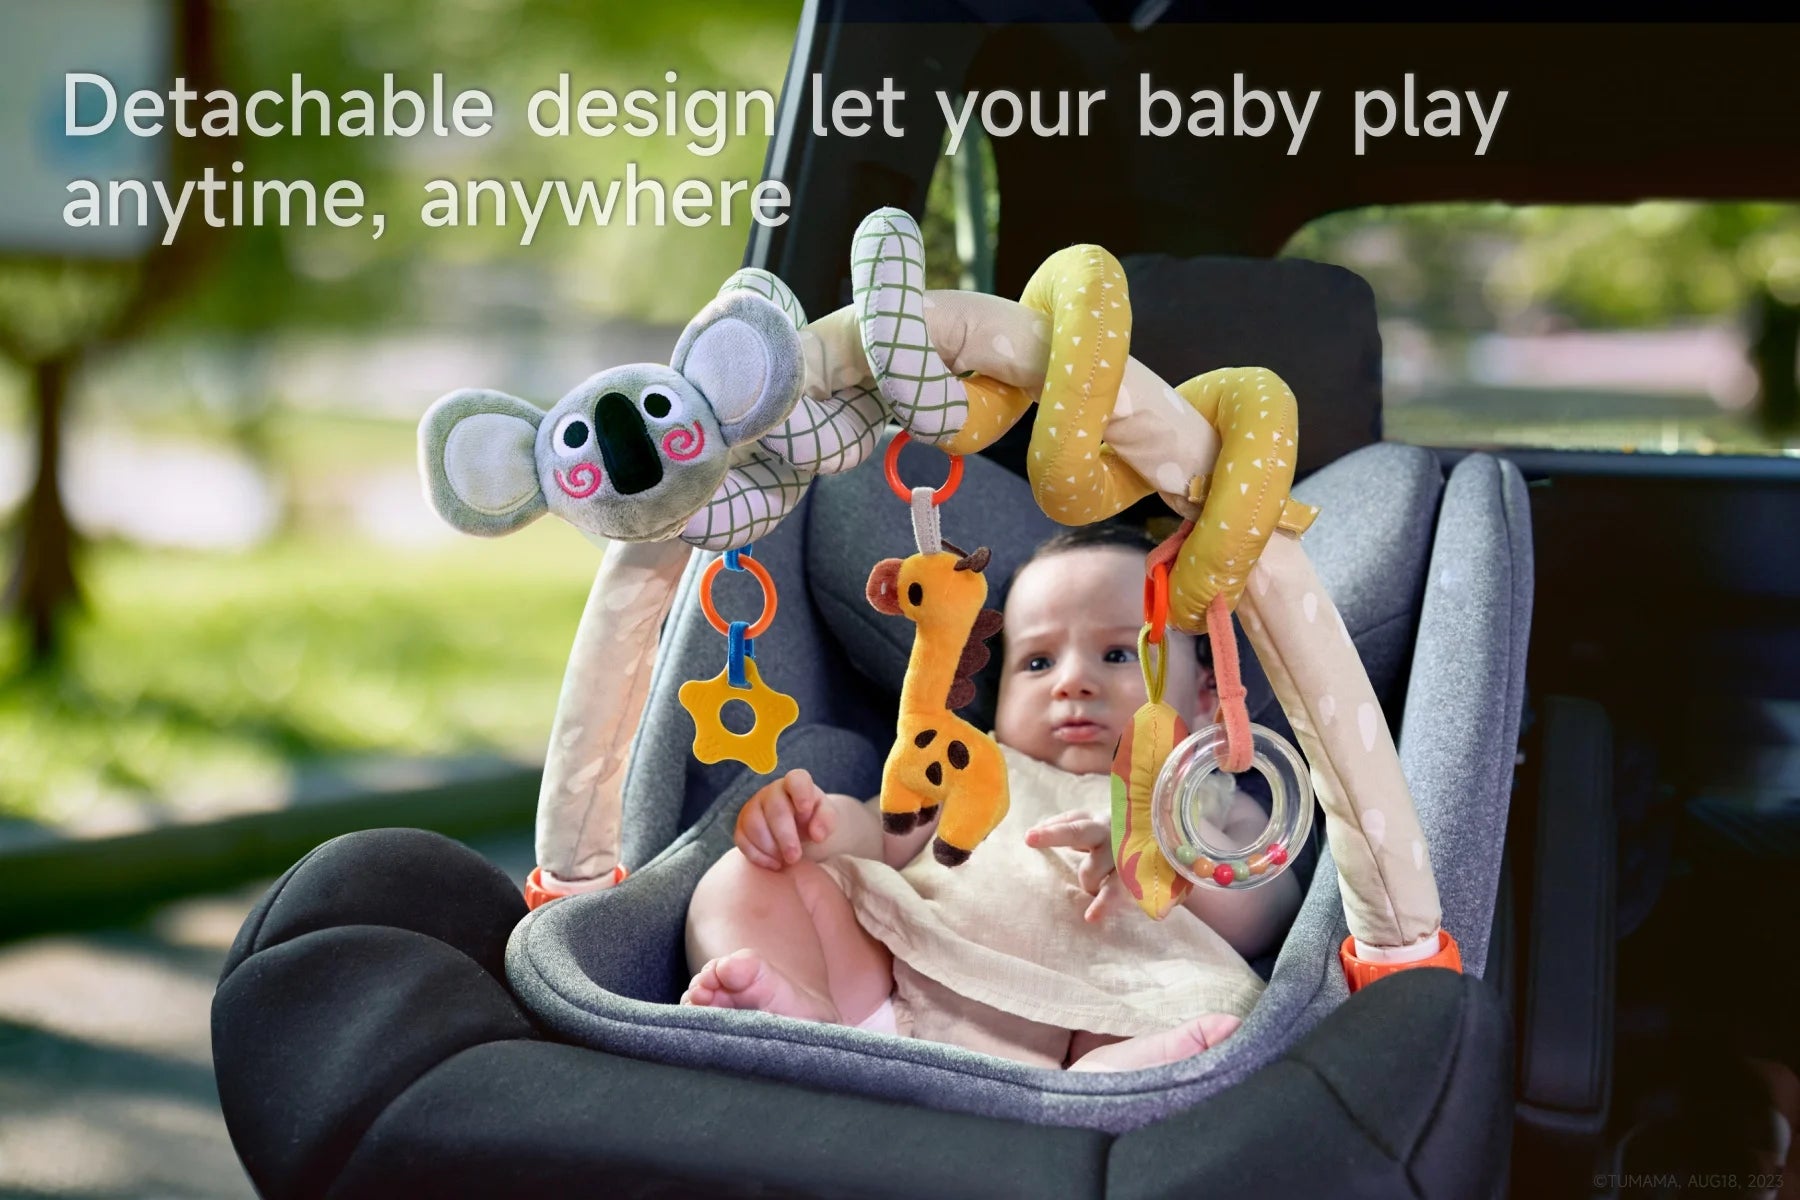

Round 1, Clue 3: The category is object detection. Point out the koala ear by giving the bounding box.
[419,388,549,536]
[671,291,802,446]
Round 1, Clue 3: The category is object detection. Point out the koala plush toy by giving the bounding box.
[419,291,804,544]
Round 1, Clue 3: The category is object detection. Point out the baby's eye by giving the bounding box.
[1024,655,1052,673]
[1103,647,1137,665]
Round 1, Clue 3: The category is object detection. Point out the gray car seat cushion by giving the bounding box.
[1398,453,1534,977]
[508,442,1524,1133]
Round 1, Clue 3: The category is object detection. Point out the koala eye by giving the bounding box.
[553,413,591,457]
[641,390,675,420]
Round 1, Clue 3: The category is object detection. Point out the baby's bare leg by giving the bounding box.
[1066,1014,1243,1072]
[684,850,893,1026]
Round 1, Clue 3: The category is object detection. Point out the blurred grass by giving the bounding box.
[0,519,600,824]
[1390,412,1789,455]
[115,406,421,473]
[1388,385,1798,456]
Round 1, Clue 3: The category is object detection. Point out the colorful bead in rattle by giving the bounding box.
[1153,721,1314,891]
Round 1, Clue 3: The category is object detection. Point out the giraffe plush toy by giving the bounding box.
[865,544,1008,866]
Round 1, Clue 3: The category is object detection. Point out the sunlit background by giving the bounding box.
[1285,201,1800,455]
[2,0,1798,839]
[0,8,1797,1196]
[0,0,805,828]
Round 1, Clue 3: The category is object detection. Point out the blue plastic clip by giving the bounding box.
[727,620,753,688]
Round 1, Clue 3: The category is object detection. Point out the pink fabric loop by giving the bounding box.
[1146,519,1192,577]
[1206,594,1254,773]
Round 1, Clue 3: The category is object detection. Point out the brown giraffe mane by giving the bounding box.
[947,607,1003,711]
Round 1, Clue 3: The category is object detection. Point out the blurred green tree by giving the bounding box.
[1286,201,1800,435]
[1493,203,1800,434]
[2,0,802,666]
[175,0,802,334]
[1,0,227,668]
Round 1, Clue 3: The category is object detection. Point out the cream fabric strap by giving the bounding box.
[1238,532,1443,949]
[1352,931,1447,964]
[535,536,693,882]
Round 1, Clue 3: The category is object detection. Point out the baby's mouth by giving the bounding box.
[1052,717,1108,745]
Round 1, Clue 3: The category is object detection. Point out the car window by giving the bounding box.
[922,122,999,294]
[1281,203,1800,458]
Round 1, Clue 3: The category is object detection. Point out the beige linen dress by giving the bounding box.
[819,743,1266,1068]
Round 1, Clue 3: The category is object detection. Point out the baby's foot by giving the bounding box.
[680,949,838,1023]
[1066,1013,1242,1072]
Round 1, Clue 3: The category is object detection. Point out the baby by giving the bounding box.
[682,525,1302,1071]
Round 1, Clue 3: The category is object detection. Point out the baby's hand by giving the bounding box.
[735,769,835,871]
[1025,810,1128,922]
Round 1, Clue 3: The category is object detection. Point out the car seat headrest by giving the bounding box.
[807,438,1441,737]
[807,436,1280,730]
[971,255,1383,487]
[1119,254,1383,479]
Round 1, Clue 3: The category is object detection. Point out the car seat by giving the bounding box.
[213,255,1532,1198]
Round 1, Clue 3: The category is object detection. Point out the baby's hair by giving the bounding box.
[1020,521,1158,560]
[1013,521,1213,670]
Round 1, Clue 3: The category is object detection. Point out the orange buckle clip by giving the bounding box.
[1339,929,1463,993]
[524,864,629,910]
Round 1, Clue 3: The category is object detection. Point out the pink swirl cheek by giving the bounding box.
[555,462,603,499]
[662,422,705,462]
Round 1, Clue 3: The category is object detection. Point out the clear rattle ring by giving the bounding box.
[1152,722,1313,890]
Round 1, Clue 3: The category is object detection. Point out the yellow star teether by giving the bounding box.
[678,658,798,775]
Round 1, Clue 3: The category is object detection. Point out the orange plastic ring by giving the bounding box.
[1144,562,1170,645]
[699,554,777,639]
[883,431,964,505]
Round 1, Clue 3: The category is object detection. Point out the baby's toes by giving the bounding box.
[682,961,727,1005]
[711,950,775,1003]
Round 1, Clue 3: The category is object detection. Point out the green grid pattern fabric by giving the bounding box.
[679,447,814,551]
[719,268,808,328]
[720,263,884,476]
[669,211,971,547]
[762,384,887,475]
[851,208,967,445]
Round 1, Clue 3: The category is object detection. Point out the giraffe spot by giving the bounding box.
[947,740,970,769]
[914,729,938,749]
[925,761,944,786]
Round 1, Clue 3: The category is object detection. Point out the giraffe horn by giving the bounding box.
[954,546,991,573]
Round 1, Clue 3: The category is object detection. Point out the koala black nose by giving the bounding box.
[594,392,663,496]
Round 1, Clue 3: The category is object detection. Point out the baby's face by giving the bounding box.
[994,546,1203,776]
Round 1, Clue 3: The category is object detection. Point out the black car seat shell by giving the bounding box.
[214,253,1532,1195]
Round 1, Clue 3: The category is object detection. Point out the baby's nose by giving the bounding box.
[1053,664,1098,699]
